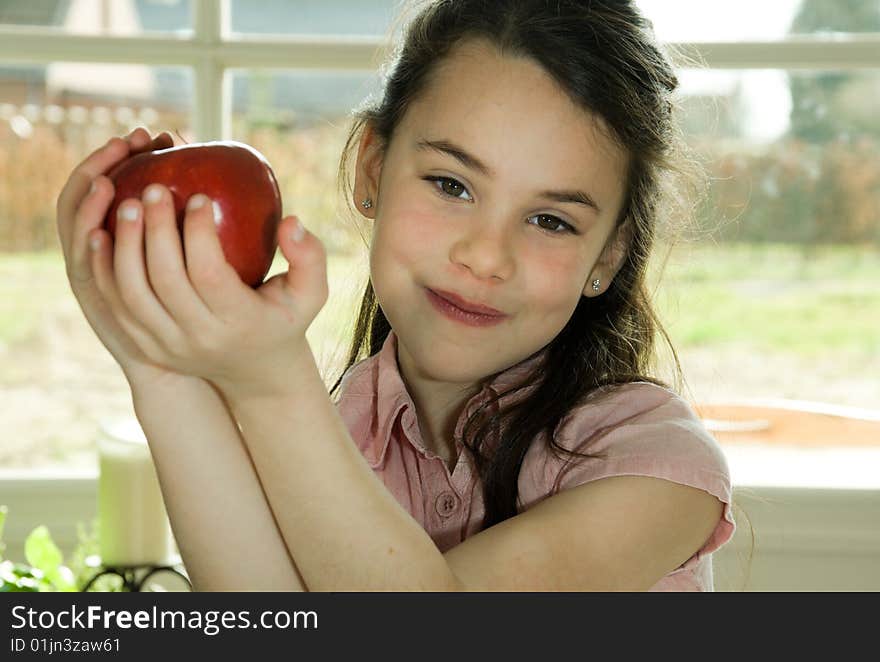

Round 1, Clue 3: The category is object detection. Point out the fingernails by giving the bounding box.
[118,203,139,222]
[291,217,305,242]
[89,180,98,196]
[187,194,208,211]
[187,195,221,225]
[143,184,163,205]
[89,234,101,251]
[116,204,140,221]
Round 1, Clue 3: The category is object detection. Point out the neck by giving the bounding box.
[395,350,480,458]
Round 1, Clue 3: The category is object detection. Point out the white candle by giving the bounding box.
[97,417,174,567]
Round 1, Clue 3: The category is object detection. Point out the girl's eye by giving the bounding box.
[423,175,473,202]
[527,214,576,235]
[423,175,576,235]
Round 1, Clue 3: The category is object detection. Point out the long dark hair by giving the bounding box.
[330,0,706,531]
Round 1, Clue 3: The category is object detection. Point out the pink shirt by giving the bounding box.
[335,331,736,591]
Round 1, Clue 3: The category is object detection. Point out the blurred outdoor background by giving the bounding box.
[0,0,878,473]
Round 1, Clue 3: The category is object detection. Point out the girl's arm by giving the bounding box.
[128,372,308,591]
[54,128,306,591]
[74,137,454,590]
[217,352,461,592]
[221,357,723,592]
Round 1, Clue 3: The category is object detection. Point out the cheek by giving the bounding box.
[522,251,587,317]
[372,199,445,271]
[369,200,444,311]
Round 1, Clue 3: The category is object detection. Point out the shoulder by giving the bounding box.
[541,382,736,565]
[550,382,731,496]
[516,381,735,552]
[332,354,381,442]
[450,382,736,590]
[333,354,379,402]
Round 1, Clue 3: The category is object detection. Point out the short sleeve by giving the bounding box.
[550,384,737,566]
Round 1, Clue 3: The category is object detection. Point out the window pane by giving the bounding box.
[0,62,192,471]
[228,68,378,377]
[0,0,193,37]
[637,0,880,41]
[228,0,401,37]
[655,69,880,414]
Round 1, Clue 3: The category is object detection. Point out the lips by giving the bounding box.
[429,288,506,317]
[425,288,508,328]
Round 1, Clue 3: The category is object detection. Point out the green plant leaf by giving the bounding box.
[25,526,62,574]
[45,565,77,592]
[0,560,41,592]
[24,526,77,592]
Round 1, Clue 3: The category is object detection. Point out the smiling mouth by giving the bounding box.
[425,288,508,328]
[430,288,505,316]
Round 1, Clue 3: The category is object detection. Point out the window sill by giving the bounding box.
[723,443,880,489]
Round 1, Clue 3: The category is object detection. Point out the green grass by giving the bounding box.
[0,252,72,345]
[653,242,880,358]
[2,242,878,362]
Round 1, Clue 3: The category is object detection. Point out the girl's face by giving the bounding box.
[356,39,630,386]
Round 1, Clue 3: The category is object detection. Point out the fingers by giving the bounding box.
[59,127,172,270]
[85,178,221,366]
[280,216,328,303]
[57,136,130,256]
[112,190,189,350]
[126,127,152,152]
[182,193,257,318]
[260,216,329,319]
[87,228,167,361]
[140,184,216,330]
[67,175,113,283]
[130,129,174,156]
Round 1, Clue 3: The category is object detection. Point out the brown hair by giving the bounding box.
[331,0,708,531]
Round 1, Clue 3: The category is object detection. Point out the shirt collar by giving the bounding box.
[367,331,546,466]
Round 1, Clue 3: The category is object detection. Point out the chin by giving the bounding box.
[406,333,530,386]
[397,332,494,383]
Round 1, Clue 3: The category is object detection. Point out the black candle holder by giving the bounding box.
[79,554,192,592]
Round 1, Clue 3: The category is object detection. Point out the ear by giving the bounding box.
[583,217,631,297]
[352,121,385,218]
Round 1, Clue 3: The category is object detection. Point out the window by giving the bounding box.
[662,68,880,407]
[635,0,880,492]
[0,0,383,474]
[1,0,878,486]
[0,0,193,36]
[228,0,399,37]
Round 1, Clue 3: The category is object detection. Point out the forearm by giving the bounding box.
[128,373,307,591]
[220,353,462,592]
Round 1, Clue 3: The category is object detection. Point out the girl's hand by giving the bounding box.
[57,127,185,388]
[85,171,329,399]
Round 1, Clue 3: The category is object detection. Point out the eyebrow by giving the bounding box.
[415,138,603,215]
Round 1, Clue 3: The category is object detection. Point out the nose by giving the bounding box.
[449,221,515,282]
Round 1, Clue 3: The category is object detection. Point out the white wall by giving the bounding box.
[714,486,880,591]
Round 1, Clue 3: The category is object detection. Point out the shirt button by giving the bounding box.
[435,491,460,517]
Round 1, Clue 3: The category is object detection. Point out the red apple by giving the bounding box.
[104,140,282,288]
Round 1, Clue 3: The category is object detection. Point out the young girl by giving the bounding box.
[57,0,735,591]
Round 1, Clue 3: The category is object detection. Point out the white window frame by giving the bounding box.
[1,0,878,590]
